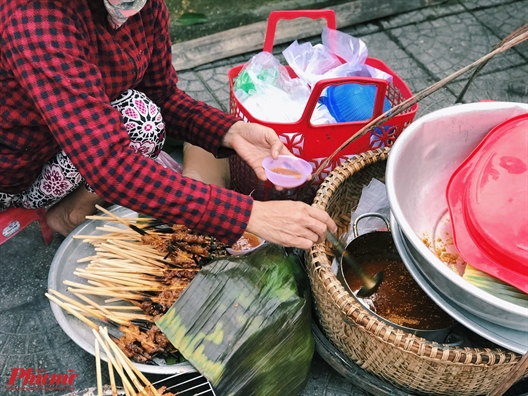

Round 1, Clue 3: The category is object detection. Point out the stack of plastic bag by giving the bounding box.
[234,52,311,123]
[234,27,393,125]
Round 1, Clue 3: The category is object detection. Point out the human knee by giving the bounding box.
[111,89,166,158]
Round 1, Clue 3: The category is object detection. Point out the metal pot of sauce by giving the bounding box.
[337,213,455,343]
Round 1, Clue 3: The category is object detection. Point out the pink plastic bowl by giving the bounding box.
[262,155,312,188]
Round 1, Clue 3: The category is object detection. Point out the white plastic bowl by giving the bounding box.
[262,155,312,188]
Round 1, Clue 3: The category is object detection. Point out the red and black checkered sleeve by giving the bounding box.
[136,0,241,158]
[2,1,252,244]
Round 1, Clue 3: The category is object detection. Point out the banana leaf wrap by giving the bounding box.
[156,243,313,396]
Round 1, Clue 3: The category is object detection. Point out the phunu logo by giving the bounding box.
[6,368,79,391]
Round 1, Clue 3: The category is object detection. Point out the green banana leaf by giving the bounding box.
[156,243,313,396]
[463,265,528,306]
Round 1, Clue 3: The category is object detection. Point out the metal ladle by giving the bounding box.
[326,229,383,298]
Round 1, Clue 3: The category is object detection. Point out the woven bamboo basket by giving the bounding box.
[306,147,526,396]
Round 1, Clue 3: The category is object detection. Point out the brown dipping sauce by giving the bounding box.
[344,259,453,330]
[270,167,302,178]
[232,232,261,251]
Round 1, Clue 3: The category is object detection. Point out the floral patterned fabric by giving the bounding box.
[0,90,170,211]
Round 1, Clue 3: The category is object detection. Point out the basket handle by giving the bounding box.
[263,10,337,53]
[299,74,390,127]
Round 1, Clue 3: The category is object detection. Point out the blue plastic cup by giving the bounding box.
[321,83,392,122]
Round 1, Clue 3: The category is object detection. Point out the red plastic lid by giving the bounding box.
[446,113,528,293]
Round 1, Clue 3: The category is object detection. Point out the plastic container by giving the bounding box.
[262,155,312,188]
[228,10,417,203]
[321,83,392,122]
[446,113,528,293]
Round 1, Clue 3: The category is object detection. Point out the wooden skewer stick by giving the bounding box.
[92,328,137,396]
[85,265,166,276]
[85,260,149,271]
[73,234,136,241]
[95,338,103,396]
[95,225,143,235]
[100,328,154,396]
[101,327,161,396]
[48,289,109,319]
[106,312,153,321]
[105,297,128,304]
[68,279,175,292]
[100,305,144,311]
[45,292,99,330]
[74,270,163,288]
[107,351,118,396]
[66,287,149,301]
[65,280,150,295]
[94,204,150,236]
[86,280,119,289]
[97,243,167,268]
[76,266,162,279]
[86,215,155,222]
[67,290,142,325]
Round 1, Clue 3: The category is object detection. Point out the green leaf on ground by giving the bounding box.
[177,12,207,26]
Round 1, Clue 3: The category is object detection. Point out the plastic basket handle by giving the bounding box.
[300,75,390,127]
[263,10,337,53]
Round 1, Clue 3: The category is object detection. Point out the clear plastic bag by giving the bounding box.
[283,27,393,85]
[234,52,310,122]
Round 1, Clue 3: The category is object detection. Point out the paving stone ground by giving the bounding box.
[1,1,527,395]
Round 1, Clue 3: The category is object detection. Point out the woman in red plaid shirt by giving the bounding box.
[0,0,336,249]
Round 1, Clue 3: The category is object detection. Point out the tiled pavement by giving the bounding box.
[1,1,527,395]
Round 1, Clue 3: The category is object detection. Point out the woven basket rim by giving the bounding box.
[308,147,521,366]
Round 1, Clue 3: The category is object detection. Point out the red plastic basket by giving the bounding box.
[228,10,418,202]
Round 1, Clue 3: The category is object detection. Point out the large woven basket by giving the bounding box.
[306,147,526,396]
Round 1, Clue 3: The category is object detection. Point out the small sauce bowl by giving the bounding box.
[226,232,265,256]
[262,155,312,188]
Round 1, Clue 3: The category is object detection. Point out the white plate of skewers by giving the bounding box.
[47,205,198,375]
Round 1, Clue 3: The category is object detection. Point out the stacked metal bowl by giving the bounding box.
[385,101,528,354]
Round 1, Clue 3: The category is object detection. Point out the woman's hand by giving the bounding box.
[246,200,337,250]
[222,121,291,182]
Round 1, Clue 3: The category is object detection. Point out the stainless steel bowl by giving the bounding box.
[385,102,528,338]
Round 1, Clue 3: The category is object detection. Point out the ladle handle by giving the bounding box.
[326,231,377,289]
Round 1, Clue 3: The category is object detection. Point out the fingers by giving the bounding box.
[308,204,338,235]
[247,201,336,250]
[252,165,267,181]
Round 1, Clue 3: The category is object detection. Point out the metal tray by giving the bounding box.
[47,205,196,375]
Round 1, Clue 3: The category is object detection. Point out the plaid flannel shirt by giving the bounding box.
[0,0,253,244]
